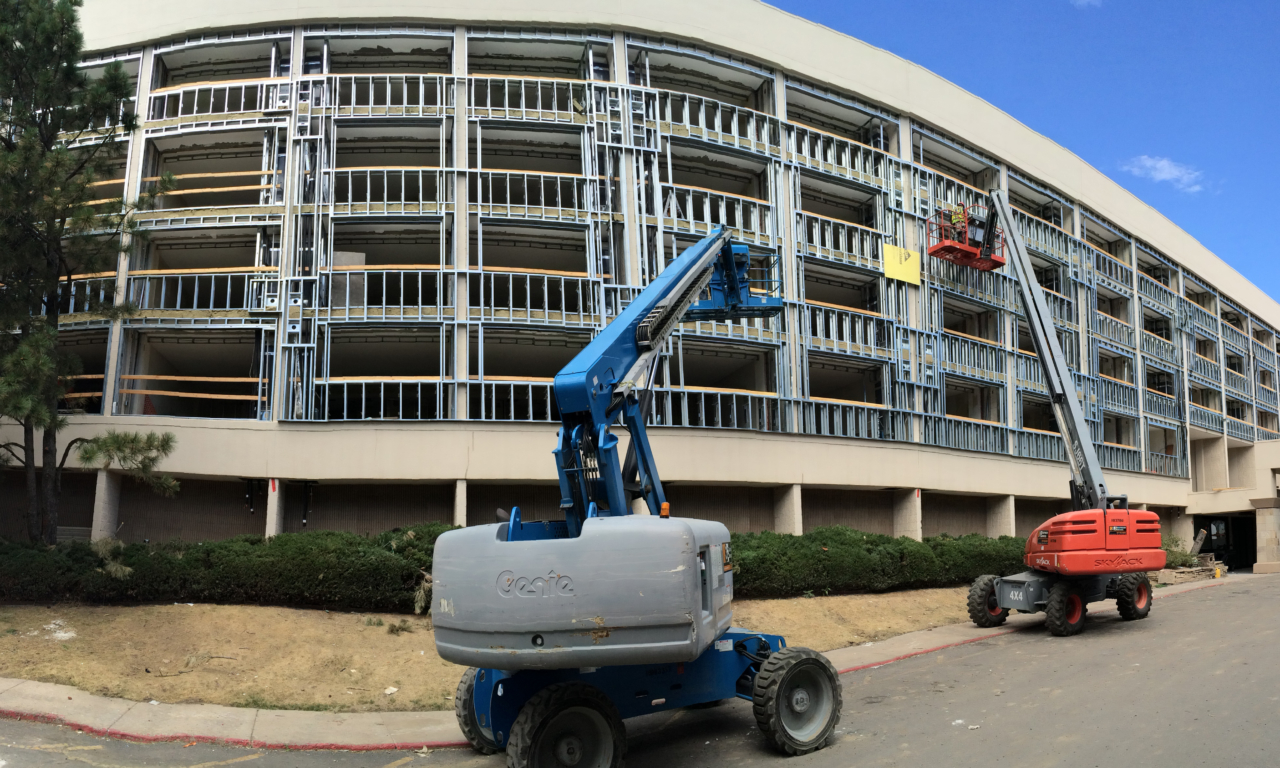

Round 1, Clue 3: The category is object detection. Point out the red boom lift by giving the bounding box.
[927,192,1166,637]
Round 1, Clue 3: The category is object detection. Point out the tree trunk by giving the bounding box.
[41,423,60,545]
[23,418,41,543]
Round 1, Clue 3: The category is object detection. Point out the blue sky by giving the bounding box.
[768,0,1280,299]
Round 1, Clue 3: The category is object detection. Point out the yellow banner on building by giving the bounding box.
[883,244,921,285]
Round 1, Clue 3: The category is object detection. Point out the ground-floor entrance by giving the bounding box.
[1192,512,1257,572]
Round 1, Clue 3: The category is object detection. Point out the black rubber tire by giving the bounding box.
[967,575,1009,628]
[1044,581,1087,637]
[455,667,500,755]
[506,682,625,768]
[1116,573,1153,621]
[752,647,842,756]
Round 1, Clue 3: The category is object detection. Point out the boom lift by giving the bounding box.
[432,229,843,768]
[929,191,1166,637]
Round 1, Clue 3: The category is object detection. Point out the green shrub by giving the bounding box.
[731,527,1026,599]
[1161,535,1200,569]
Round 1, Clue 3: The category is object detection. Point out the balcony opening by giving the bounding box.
[807,355,883,405]
[151,40,287,89]
[57,330,110,416]
[472,125,584,175]
[784,83,897,151]
[1221,308,1247,335]
[1148,423,1180,457]
[1098,348,1134,384]
[1031,253,1065,294]
[1146,366,1176,396]
[333,221,444,268]
[670,339,775,394]
[912,131,998,189]
[1082,213,1131,265]
[1008,173,1071,231]
[1190,385,1221,412]
[1136,253,1173,286]
[1259,409,1279,435]
[797,171,878,230]
[320,35,451,75]
[119,329,269,419]
[1143,310,1172,341]
[1226,397,1251,423]
[1103,414,1137,448]
[631,48,770,109]
[944,295,1001,344]
[1184,278,1216,313]
[137,226,277,271]
[1195,335,1218,363]
[336,121,444,169]
[661,140,770,201]
[1096,287,1131,325]
[1020,393,1058,433]
[1253,325,1274,348]
[944,377,1002,422]
[1259,367,1276,392]
[146,128,279,209]
[470,223,588,274]
[469,37,611,81]
[1225,352,1247,376]
[804,262,879,314]
[475,329,588,380]
[323,327,443,421]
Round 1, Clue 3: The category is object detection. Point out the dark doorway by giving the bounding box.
[1192,513,1257,572]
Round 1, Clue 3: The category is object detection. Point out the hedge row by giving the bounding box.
[0,525,1027,609]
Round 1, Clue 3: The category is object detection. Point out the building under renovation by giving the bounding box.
[3,0,1279,573]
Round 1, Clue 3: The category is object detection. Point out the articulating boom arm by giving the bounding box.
[988,190,1124,512]
[550,228,783,536]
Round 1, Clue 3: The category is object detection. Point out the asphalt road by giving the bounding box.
[2,575,1275,768]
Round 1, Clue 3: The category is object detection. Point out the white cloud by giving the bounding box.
[1121,155,1204,193]
[1070,0,1102,7]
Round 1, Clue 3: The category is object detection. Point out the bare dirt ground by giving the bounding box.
[0,587,971,712]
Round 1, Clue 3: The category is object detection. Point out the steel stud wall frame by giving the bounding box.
[75,21,1280,481]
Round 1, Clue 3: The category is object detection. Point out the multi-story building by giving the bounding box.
[3,0,1278,573]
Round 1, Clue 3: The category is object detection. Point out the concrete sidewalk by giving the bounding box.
[0,573,1258,751]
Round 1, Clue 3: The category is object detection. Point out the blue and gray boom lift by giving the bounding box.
[432,229,843,768]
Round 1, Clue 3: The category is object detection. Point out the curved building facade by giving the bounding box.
[5,0,1278,571]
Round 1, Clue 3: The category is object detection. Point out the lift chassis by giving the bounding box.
[930,192,1167,637]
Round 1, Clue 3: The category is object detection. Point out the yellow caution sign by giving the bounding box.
[883,243,920,285]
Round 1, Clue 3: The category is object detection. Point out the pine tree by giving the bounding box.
[0,0,175,543]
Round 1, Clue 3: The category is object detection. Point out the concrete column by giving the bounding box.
[986,495,1016,539]
[264,479,286,538]
[454,479,468,527]
[1191,436,1229,491]
[773,485,802,535]
[893,488,922,541]
[1171,509,1194,545]
[1255,510,1280,574]
[630,497,650,516]
[90,470,122,542]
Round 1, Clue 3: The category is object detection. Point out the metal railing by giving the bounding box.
[1146,451,1186,478]
[128,268,272,311]
[1090,311,1134,348]
[922,415,1008,455]
[1097,442,1142,472]
[147,77,290,122]
[928,257,1011,308]
[1144,388,1181,420]
[1013,429,1067,462]
[1258,425,1280,442]
[798,398,889,440]
[471,269,601,327]
[804,303,894,360]
[329,167,450,215]
[788,123,895,191]
[1014,351,1046,393]
[1224,367,1251,396]
[471,170,593,223]
[1011,209,1072,266]
[939,331,1006,382]
[321,377,445,421]
[1099,376,1138,415]
[1190,403,1223,433]
[653,387,783,432]
[795,212,882,271]
[1191,353,1221,383]
[1257,384,1278,409]
[1225,416,1255,442]
[659,91,782,157]
[332,74,451,118]
[1186,300,1218,334]
[468,76,586,123]
[473,378,560,422]
[1090,246,1132,287]
[1141,330,1180,366]
[323,268,447,321]
[660,184,773,243]
[1221,321,1251,354]
[58,274,116,315]
[1138,273,1177,312]
[1253,338,1276,368]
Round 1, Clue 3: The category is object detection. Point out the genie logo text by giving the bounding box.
[498,569,575,598]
